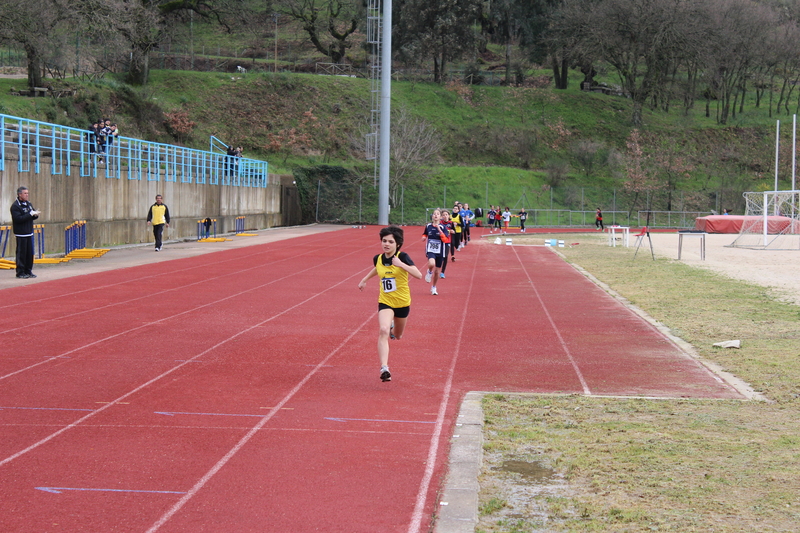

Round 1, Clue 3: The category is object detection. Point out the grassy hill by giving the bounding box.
[0,68,791,223]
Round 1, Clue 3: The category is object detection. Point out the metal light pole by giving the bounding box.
[377,0,392,225]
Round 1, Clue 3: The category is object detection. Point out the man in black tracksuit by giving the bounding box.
[10,186,40,279]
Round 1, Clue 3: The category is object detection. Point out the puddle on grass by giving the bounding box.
[495,460,556,484]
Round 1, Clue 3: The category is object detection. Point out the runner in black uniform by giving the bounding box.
[421,209,448,295]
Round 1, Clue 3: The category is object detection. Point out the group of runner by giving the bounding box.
[486,206,529,233]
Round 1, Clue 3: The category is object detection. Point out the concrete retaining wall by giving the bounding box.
[1,158,294,255]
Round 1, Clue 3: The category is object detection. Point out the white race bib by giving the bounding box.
[381,277,397,293]
[427,240,442,255]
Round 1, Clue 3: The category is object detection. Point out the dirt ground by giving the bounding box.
[644,232,800,307]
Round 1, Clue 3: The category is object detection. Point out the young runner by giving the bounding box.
[494,207,503,232]
[421,209,448,295]
[440,210,454,278]
[518,207,528,232]
[358,225,422,382]
[502,207,512,234]
[450,206,462,256]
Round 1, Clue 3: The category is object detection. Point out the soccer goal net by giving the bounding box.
[728,190,800,249]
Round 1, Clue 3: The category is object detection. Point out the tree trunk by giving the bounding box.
[552,57,568,90]
[127,46,150,85]
[505,41,511,85]
[24,44,43,89]
[631,98,644,127]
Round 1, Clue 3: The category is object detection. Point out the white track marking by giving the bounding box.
[0,241,370,382]
[513,246,591,395]
[407,241,480,533]
[144,312,375,533]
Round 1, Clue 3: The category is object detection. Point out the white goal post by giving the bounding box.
[728,190,800,249]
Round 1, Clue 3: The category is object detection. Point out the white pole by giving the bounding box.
[377,0,392,225]
[775,120,780,192]
[793,115,797,191]
[763,191,768,247]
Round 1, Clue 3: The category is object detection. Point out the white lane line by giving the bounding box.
[0,253,370,468]
[0,240,369,383]
[144,312,375,533]
[407,241,480,533]
[512,246,591,395]
[0,234,335,335]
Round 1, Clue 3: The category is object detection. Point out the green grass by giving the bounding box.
[477,238,800,532]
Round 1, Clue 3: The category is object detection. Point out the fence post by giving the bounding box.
[316,180,321,223]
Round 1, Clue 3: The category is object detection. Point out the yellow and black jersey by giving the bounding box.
[147,203,170,226]
[374,251,414,308]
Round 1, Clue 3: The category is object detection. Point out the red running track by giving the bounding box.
[0,227,743,532]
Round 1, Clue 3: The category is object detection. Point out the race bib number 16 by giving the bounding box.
[381,277,397,293]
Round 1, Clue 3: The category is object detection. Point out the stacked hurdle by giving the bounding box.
[33,224,70,264]
[63,221,110,259]
[197,218,230,242]
[2,224,64,267]
[0,225,13,269]
[235,216,257,237]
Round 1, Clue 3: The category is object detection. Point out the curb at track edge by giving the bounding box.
[433,247,769,533]
[552,249,767,403]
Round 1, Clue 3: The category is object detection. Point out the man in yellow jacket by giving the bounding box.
[146,194,171,251]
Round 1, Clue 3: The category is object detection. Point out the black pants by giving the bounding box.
[153,224,165,249]
[15,235,34,276]
[463,224,470,242]
[596,218,604,230]
[520,219,526,231]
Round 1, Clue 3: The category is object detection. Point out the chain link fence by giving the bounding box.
[301,177,742,228]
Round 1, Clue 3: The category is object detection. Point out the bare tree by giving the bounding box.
[0,0,74,88]
[551,0,705,125]
[703,0,776,124]
[395,0,482,83]
[276,0,359,64]
[351,105,443,207]
[389,106,443,206]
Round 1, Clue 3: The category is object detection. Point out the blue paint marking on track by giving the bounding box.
[154,411,263,417]
[36,487,187,494]
[325,417,436,424]
[0,406,95,412]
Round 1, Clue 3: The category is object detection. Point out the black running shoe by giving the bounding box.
[380,368,392,382]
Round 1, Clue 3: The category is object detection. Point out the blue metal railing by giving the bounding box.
[0,114,268,187]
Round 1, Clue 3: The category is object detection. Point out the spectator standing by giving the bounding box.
[225,146,237,177]
[96,121,111,163]
[146,194,171,252]
[86,121,99,159]
[10,186,40,279]
[107,123,119,150]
